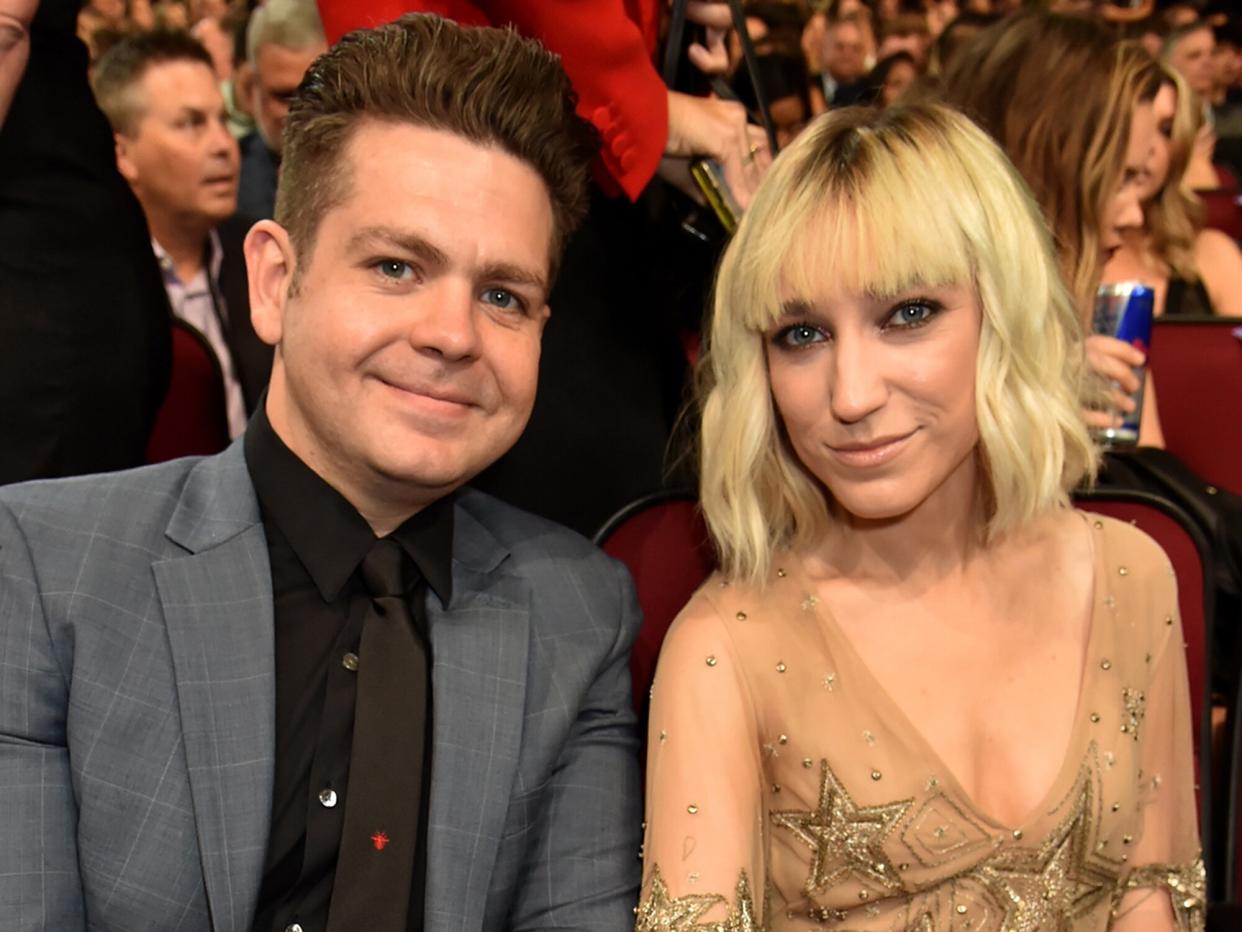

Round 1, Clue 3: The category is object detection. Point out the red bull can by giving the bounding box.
[1092,282,1154,447]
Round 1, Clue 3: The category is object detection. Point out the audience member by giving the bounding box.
[942,13,1164,444]
[926,11,997,76]
[637,100,1203,930]
[818,11,871,105]
[0,0,171,484]
[862,49,918,106]
[1103,62,1242,316]
[1164,19,1215,105]
[236,0,325,219]
[876,11,930,64]
[0,14,640,930]
[94,30,266,436]
[732,51,811,148]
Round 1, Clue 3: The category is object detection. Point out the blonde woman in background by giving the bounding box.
[636,102,1203,931]
[1103,62,1242,316]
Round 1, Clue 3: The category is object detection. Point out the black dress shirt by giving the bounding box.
[245,408,453,932]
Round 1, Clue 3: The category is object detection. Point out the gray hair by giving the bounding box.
[246,0,326,64]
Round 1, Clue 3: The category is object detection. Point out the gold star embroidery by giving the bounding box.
[771,758,912,897]
[972,768,1114,930]
[635,865,761,931]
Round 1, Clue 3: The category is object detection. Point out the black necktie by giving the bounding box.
[326,538,429,931]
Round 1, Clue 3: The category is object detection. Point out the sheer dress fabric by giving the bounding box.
[636,514,1204,931]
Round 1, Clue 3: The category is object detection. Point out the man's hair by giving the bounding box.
[276,14,597,282]
[698,102,1097,586]
[92,30,215,135]
[1162,20,1213,60]
[941,13,1162,313]
[245,0,325,65]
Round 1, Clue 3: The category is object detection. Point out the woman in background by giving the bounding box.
[942,13,1164,444]
[636,101,1202,931]
[1103,62,1242,316]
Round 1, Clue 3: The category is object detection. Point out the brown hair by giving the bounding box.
[276,14,597,280]
[941,13,1162,315]
[92,30,215,135]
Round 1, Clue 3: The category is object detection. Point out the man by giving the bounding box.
[1165,19,1216,103]
[93,31,270,436]
[818,13,870,107]
[0,14,639,932]
[236,0,326,219]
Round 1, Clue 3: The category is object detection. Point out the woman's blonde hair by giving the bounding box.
[1146,63,1204,281]
[698,102,1099,586]
[941,14,1162,316]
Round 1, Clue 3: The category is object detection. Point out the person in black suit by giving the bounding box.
[0,0,171,484]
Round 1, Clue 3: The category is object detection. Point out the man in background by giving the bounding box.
[94,31,270,433]
[236,0,326,218]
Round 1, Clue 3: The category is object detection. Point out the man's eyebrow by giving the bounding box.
[345,226,450,268]
[478,261,548,296]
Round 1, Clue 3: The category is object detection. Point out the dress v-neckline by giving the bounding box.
[788,510,1103,833]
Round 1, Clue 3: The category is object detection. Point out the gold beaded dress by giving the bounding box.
[636,515,1205,931]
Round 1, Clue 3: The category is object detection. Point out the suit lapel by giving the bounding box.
[424,498,530,930]
[154,443,275,932]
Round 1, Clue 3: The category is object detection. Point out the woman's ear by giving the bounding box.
[244,219,298,348]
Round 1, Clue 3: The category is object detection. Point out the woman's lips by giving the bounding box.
[825,430,917,468]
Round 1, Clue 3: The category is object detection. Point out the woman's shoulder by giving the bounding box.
[1081,510,1176,575]
[662,567,793,658]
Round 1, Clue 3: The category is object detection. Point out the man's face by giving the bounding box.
[250,122,554,515]
[115,59,240,229]
[825,22,867,83]
[250,41,326,155]
[1169,27,1216,99]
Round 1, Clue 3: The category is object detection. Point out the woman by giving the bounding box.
[1103,63,1242,316]
[942,14,1164,445]
[636,103,1203,930]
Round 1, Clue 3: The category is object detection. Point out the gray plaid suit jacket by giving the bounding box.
[0,441,642,931]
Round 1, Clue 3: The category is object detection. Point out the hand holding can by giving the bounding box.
[1090,282,1154,447]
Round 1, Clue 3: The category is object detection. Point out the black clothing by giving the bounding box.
[0,0,171,484]
[245,408,452,932]
[1165,276,1215,317]
[238,131,279,221]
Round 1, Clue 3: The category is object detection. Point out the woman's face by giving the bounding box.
[881,59,917,107]
[1100,100,1156,260]
[765,277,982,523]
[1137,83,1177,203]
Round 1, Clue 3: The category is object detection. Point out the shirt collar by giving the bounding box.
[244,403,454,606]
[152,229,224,289]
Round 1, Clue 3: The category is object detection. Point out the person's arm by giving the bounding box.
[0,502,87,930]
[507,558,643,930]
[1111,552,1205,932]
[637,587,766,929]
[0,0,37,131]
[1193,228,1242,315]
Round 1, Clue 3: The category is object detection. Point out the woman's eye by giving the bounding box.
[376,259,413,281]
[482,288,523,311]
[775,323,825,348]
[887,301,937,329]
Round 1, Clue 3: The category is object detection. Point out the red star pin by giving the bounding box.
[371,831,390,851]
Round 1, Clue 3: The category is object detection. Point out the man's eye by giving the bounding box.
[886,300,938,329]
[376,259,413,281]
[773,323,825,348]
[482,288,523,311]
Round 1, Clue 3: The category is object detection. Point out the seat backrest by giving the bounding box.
[146,318,231,464]
[1148,316,1242,497]
[595,492,716,724]
[1074,490,1215,886]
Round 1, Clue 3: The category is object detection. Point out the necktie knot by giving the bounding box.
[360,538,408,600]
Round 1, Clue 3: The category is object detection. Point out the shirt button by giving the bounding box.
[318,788,338,808]
[342,652,359,672]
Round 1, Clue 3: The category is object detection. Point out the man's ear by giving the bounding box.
[245,219,298,348]
[114,131,139,184]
